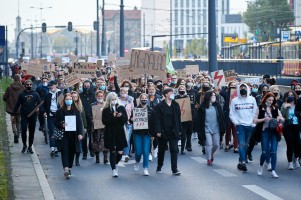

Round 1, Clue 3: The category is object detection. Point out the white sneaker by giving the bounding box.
[294,158,300,168]
[134,162,139,171]
[149,154,153,162]
[257,165,263,176]
[288,162,294,170]
[143,168,149,176]
[124,155,130,162]
[270,170,279,178]
[265,162,272,171]
[112,169,118,177]
[152,148,158,158]
[193,132,198,139]
[121,155,126,162]
[178,140,181,146]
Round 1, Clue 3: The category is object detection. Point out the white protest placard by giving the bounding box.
[130,49,166,80]
[88,57,98,63]
[244,77,261,85]
[133,108,148,130]
[185,65,199,75]
[210,70,226,88]
[73,62,97,78]
[64,72,80,87]
[65,115,77,131]
[175,97,192,122]
[62,57,70,64]
[92,105,104,129]
[224,69,236,83]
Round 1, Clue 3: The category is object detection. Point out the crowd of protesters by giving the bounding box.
[3,61,301,180]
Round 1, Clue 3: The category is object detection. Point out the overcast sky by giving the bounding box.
[0,0,247,42]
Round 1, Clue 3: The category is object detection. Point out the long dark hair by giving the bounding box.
[260,92,276,108]
[203,90,216,108]
[283,90,298,104]
[62,93,78,113]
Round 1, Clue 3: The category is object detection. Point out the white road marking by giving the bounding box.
[190,157,207,164]
[213,169,237,177]
[243,185,284,200]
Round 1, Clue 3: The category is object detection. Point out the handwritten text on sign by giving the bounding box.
[92,105,104,129]
[175,98,192,122]
[130,49,166,79]
[133,108,148,130]
[64,72,80,87]
[73,62,97,78]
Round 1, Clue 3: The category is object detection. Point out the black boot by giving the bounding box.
[14,135,19,143]
[95,153,100,163]
[103,150,108,164]
[75,153,80,166]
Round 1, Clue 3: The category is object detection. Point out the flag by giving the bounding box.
[165,45,175,74]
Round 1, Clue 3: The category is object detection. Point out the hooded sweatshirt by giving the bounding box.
[229,83,257,126]
[3,81,25,114]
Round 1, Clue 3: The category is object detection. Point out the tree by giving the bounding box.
[244,0,294,41]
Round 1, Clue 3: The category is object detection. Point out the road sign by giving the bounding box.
[295,31,301,36]
[0,26,5,46]
[281,31,290,41]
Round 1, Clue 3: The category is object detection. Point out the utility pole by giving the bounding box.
[170,0,172,57]
[143,13,145,47]
[31,24,34,58]
[96,0,100,57]
[101,0,106,56]
[5,26,8,82]
[120,0,124,57]
[91,31,93,56]
[75,30,78,56]
[208,0,218,73]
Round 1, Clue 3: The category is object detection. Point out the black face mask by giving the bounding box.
[179,90,185,95]
[262,91,267,96]
[83,87,89,93]
[203,86,210,92]
[141,100,148,105]
[26,86,32,91]
[240,89,247,96]
[295,90,301,95]
[273,92,278,97]
[157,84,163,90]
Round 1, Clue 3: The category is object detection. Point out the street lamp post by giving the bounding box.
[120,0,124,57]
[96,0,100,57]
[101,0,106,57]
[30,4,52,58]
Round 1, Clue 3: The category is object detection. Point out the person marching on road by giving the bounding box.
[230,83,257,172]
[12,79,41,154]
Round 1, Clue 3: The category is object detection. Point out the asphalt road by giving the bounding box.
[34,132,301,200]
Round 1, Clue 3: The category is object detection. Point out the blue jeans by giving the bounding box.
[260,129,278,171]
[123,124,133,155]
[236,125,253,163]
[47,116,56,148]
[134,134,151,168]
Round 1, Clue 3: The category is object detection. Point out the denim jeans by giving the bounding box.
[236,125,253,162]
[134,133,151,168]
[123,124,133,155]
[47,116,56,148]
[260,129,278,171]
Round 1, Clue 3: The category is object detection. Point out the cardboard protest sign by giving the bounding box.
[52,57,62,65]
[224,70,236,83]
[229,88,238,108]
[58,93,64,107]
[27,63,43,77]
[21,62,29,70]
[116,58,131,67]
[92,105,104,129]
[73,62,97,78]
[115,65,133,80]
[175,98,192,122]
[130,49,166,80]
[210,70,226,88]
[64,72,80,87]
[185,65,199,75]
[244,77,261,85]
[96,60,102,68]
[133,108,148,130]
[177,69,187,78]
[107,53,116,66]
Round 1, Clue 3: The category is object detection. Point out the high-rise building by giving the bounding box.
[289,0,301,25]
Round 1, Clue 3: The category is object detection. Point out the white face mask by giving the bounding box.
[187,82,193,87]
[111,100,118,105]
[211,96,216,103]
[43,82,48,87]
[97,99,103,103]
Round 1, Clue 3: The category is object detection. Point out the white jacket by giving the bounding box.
[229,83,257,126]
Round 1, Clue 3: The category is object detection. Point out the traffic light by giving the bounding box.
[93,21,98,31]
[68,22,72,31]
[42,23,46,33]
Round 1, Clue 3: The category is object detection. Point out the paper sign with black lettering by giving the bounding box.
[92,105,104,129]
[133,108,148,130]
[73,62,97,78]
[224,69,236,83]
[64,72,80,87]
[210,70,226,88]
[175,97,192,122]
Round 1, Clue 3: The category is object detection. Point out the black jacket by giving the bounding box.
[13,89,41,116]
[44,90,62,116]
[130,105,156,136]
[80,91,96,123]
[154,100,182,139]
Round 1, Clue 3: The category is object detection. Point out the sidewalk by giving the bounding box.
[6,113,54,200]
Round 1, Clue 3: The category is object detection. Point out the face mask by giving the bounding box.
[51,88,56,92]
[211,96,216,103]
[124,87,129,90]
[148,92,155,96]
[265,101,272,107]
[141,99,148,105]
[97,98,103,103]
[262,91,267,96]
[240,89,247,96]
[169,94,175,100]
[92,82,96,87]
[83,88,89,93]
[287,96,294,103]
[157,84,163,90]
[187,82,193,88]
[111,100,118,105]
[252,88,258,93]
[65,100,73,106]
[121,93,128,98]
[43,82,48,87]
[79,88,83,93]
[179,90,185,95]
[295,90,301,95]
[273,92,278,98]
[203,86,210,92]
[172,81,177,85]
[99,85,106,91]
[26,86,32,91]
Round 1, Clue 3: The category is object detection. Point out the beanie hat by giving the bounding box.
[14,74,21,82]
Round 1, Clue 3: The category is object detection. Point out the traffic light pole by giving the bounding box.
[96,0,100,57]
[120,0,125,57]
[15,27,33,60]
[208,0,218,73]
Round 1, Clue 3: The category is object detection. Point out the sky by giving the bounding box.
[0,0,248,42]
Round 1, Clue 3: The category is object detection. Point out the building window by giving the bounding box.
[187,27,189,35]
[203,9,206,25]
[192,0,195,7]
[198,9,201,25]
[192,9,195,25]
[198,27,201,34]
[181,27,184,38]
[175,10,178,25]
[181,10,184,25]
[198,0,201,7]
[203,0,207,8]
[192,27,195,38]
[181,0,184,7]
[186,0,190,8]
[175,27,178,38]
[186,10,189,25]
[175,0,178,7]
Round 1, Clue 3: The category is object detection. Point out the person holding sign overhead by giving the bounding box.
[130,93,155,176]
[54,94,83,179]
[154,88,182,175]
[102,92,128,178]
